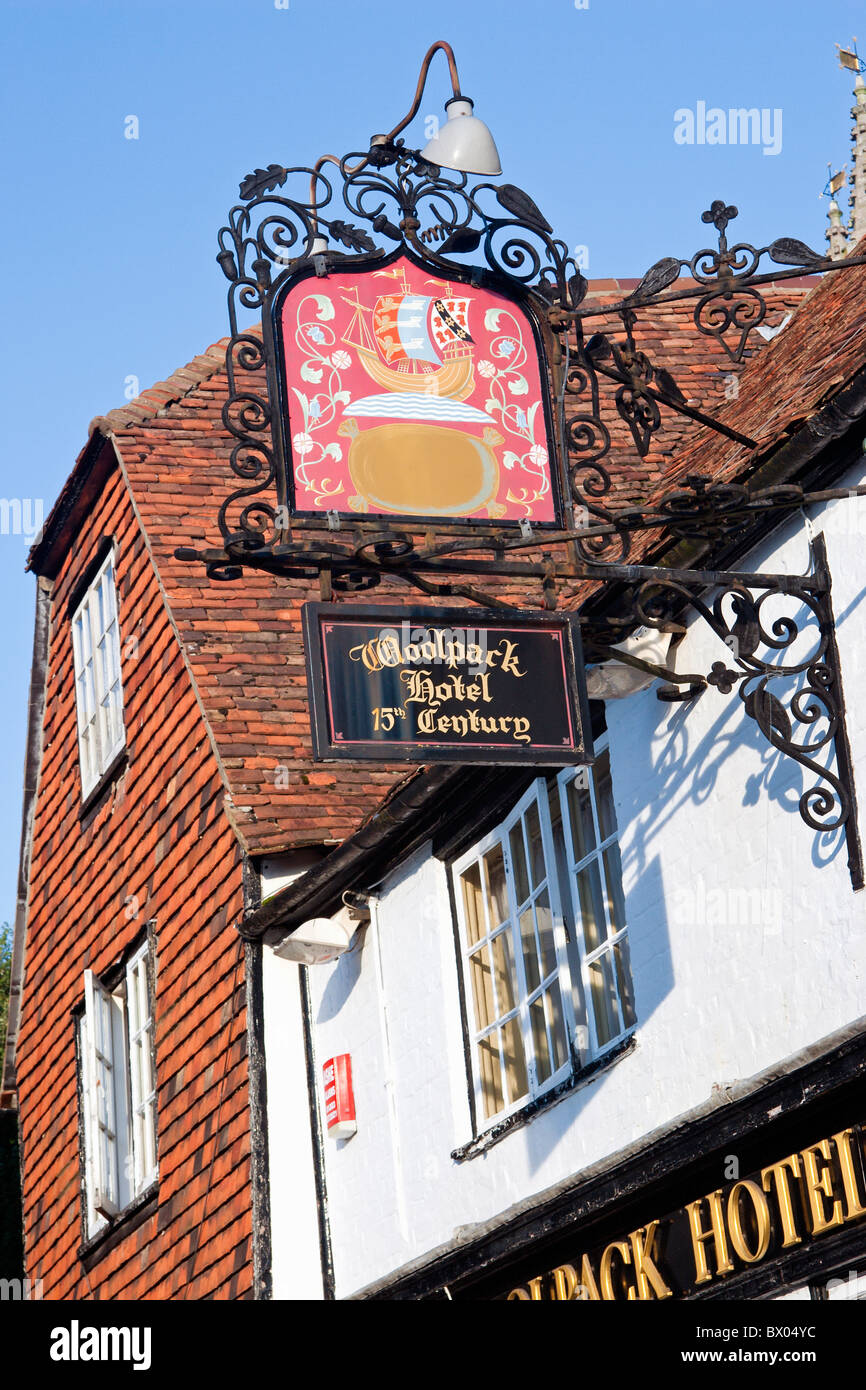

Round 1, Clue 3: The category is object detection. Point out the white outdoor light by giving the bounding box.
[270,897,369,965]
[421,96,501,177]
[585,627,675,701]
[308,41,501,241]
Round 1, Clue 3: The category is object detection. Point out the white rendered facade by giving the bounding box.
[262,466,866,1300]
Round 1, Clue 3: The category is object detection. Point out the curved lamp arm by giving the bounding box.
[308,39,464,227]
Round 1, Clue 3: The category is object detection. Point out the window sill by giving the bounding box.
[78,1182,158,1268]
[78,746,128,822]
[450,1034,637,1163]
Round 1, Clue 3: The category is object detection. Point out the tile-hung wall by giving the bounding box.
[17,464,250,1300]
[265,461,866,1299]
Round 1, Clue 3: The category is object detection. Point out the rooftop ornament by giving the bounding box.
[178,41,866,886]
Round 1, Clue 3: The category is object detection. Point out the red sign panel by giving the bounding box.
[323,1053,357,1139]
[276,254,559,525]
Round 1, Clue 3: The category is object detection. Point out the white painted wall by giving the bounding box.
[261,855,325,1300]
[270,466,866,1299]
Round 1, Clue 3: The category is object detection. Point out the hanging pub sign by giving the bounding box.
[272,248,565,526]
[302,603,591,765]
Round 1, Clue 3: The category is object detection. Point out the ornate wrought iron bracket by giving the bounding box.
[176,113,866,877]
[581,535,863,889]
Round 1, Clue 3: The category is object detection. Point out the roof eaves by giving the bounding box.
[1,576,52,1105]
[27,430,118,578]
[89,339,227,438]
[239,764,474,939]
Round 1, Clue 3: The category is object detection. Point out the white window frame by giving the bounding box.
[452,737,634,1131]
[556,739,635,1062]
[453,780,578,1128]
[125,945,158,1195]
[70,549,125,799]
[78,942,157,1238]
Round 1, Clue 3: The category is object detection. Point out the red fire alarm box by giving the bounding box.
[323,1054,357,1139]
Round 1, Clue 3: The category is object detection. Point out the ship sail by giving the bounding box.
[373,294,440,368]
[342,279,476,401]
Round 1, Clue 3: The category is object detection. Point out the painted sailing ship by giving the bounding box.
[336,264,506,518]
[341,270,476,400]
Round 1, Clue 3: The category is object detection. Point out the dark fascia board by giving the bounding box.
[239,764,477,939]
[1,577,52,1102]
[27,430,118,580]
[241,764,558,940]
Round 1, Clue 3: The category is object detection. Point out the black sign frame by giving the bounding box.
[302,602,593,766]
[269,243,569,531]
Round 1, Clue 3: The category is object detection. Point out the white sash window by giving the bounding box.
[453,740,634,1128]
[79,942,157,1237]
[71,551,125,797]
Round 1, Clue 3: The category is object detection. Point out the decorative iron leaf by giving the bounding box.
[729,595,761,657]
[768,237,824,269]
[568,272,588,310]
[584,333,612,361]
[239,164,288,200]
[630,256,681,301]
[654,367,686,404]
[438,227,483,255]
[744,688,792,743]
[496,184,552,233]
[329,220,376,252]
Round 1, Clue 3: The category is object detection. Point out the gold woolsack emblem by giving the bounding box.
[337,419,505,517]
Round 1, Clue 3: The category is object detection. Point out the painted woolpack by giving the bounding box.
[278,256,558,523]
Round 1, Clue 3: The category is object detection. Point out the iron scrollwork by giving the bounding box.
[584,537,862,886]
[176,136,866,870]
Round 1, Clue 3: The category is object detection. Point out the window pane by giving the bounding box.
[589,952,621,1047]
[490,929,517,1016]
[72,559,125,790]
[509,823,530,907]
[575,859,607,952]
[595,748,616,841]
[483,843,508,929]
[478,1034,504,1119]
[461,863,484,946]
[525,801,545,888]
[468,946,495,1032]
[614,938,636,1029]
[603,844,626,933]
[530,997,552,1084]
[566,777,596,862]
[501,1017,528,1105]
[519,906,540,992]
[535,889,557,979]
[546,984,568,1072]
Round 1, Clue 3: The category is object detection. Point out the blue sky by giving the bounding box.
[1,0,864,928]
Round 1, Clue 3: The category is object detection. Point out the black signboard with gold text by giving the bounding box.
[302,604,591,765]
